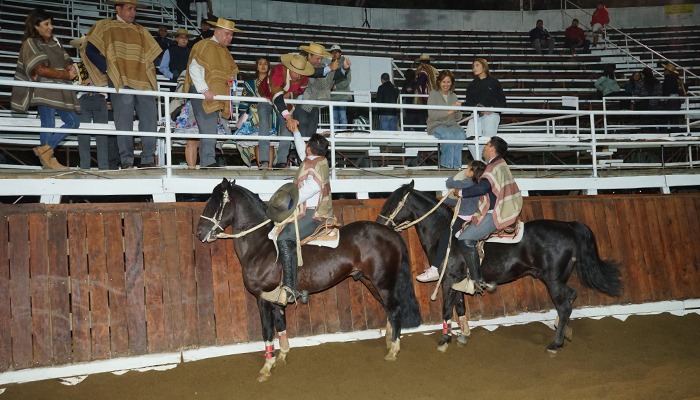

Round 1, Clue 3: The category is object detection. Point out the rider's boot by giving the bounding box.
[260,240,308,305]
[451,240,496,294]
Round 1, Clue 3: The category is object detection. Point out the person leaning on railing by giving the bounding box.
[11,8,80,170]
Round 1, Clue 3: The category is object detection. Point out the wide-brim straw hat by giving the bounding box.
[171,28,195,38]
[108,0,147,8]
[266,183,299,223]
[299,42,332,58]
[69,35,86,49]
[661,63,679,74]
[416,53,432,63]
[207,17,243,32]
[280,54,314,76]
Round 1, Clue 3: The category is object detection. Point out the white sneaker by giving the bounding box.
[416,266,439,283]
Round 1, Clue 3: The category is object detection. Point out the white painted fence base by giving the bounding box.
[1,299,698,386]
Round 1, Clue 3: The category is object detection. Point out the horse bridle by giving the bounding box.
[377,191,411,229]
[378,189,455,232]
[199,188,232,240]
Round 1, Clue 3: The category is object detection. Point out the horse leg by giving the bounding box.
[273,305,290,364]
[257,298,277,382]
[545,282,577,354]
[437,284,456,352]
[455,293,470,346]
[359,277,396,353]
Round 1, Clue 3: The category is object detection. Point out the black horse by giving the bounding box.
[378,181,621,353]
[197,179,422,381]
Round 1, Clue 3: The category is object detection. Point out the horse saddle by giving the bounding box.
[267,217,341,248]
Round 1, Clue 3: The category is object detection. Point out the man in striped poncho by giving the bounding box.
[453,136,523,293]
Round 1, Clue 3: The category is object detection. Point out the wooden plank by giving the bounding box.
[630,198,660,302]
[335,278,353,332]
[86,213,110,360]
[581,199,613,306]
[124,213,148,355]
[0,214,11,371]
[192,210,216,346]
[159,210,184,350]
[308,285,327,334]
[104,212,129,357]
[673,196,700,298]
[142,211,166,353]
[321,286,341,333]
[176,210,199,347]
[650,197,683,299]
[600,198,633,304]
[617,198,653,304]
[8,215,32,369]
[68,213,91,363]
[641,197,672,301]
[224,233,248,342]
[210,238,234,344]
[47,212,71,364]
[28,214,51,367]
[293,299,313,337]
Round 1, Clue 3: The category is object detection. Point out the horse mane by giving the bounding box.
[229,183,269,222]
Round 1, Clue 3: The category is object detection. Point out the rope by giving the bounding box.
[431,196,461,301]
[392,189,454,232]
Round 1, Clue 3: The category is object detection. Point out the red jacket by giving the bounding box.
[565,25,586,43]
[591,6,610,26]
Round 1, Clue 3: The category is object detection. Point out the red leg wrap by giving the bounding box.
[265,344,274,359]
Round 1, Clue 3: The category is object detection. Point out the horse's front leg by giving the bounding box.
[455,293,470,346]
[257,298,277,382]
[437,282,461,352]
[274,304,290,364]
[546,283,576,355]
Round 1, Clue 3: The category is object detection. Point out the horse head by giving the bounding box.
[197,178,235,242]
[377,180,416,227]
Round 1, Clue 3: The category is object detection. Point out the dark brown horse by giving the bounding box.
[197,179,421,381]
[378,181,622,353]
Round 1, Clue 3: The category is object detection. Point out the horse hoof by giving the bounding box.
[276,352,288,365]
[384,353,397,361]
[437,343,448,353]
[257,373,271,383]
[456,335,468,346]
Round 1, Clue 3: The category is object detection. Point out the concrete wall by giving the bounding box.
[210,1,700,32]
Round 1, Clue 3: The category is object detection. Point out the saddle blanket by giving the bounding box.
[455,220,525,244]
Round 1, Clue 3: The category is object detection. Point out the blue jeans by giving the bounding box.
[37,105,80,149]
[458,212,496,243]
[432,125,465,169]
[378,115,398,131]
[333,106,347,130]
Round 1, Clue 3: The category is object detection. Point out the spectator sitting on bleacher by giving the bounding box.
[11,8,79,170]
[661,63,683,133]
[154,25,172,67]
[463,59,506,159]
[190,19,213,48]
[82,0,161,169]
[427,70,464,170]
[70,36,119,170]
[634,67,662,112]
[595,66,629,109]
[625,71,642,96]
[376,72,399,131]
[564,19,590,55]
[590,1,610,47]
[257,54,314,168]
[413,54,439,128]
[159,29,193,82]
[529,19,555,55]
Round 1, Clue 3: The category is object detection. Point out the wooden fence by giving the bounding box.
[0,193,698,373]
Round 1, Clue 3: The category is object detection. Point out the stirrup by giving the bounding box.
[260,285,288,305]
[451,278,479,295]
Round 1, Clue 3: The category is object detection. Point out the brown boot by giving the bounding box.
[47,156,69,170]
[33,145,53,168]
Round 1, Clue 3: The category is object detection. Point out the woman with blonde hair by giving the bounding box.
[463,58,506,159]
[11,8,80,169]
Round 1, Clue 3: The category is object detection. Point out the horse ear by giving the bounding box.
[230,178,236,187]
[408,180,415,190]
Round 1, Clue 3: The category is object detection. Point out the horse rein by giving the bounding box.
[378,189,455,232]
[199,188,271,239]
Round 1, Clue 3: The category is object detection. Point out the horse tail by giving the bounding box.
[395,237,422,328]
[570,222,622,297]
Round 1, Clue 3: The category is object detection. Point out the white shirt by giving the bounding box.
[294,131,321,208]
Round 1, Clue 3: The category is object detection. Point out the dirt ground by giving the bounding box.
[2,313,699,400]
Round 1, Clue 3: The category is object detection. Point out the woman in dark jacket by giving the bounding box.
[463,58,506,159]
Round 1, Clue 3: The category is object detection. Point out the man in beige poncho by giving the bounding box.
[81,0,161,169]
